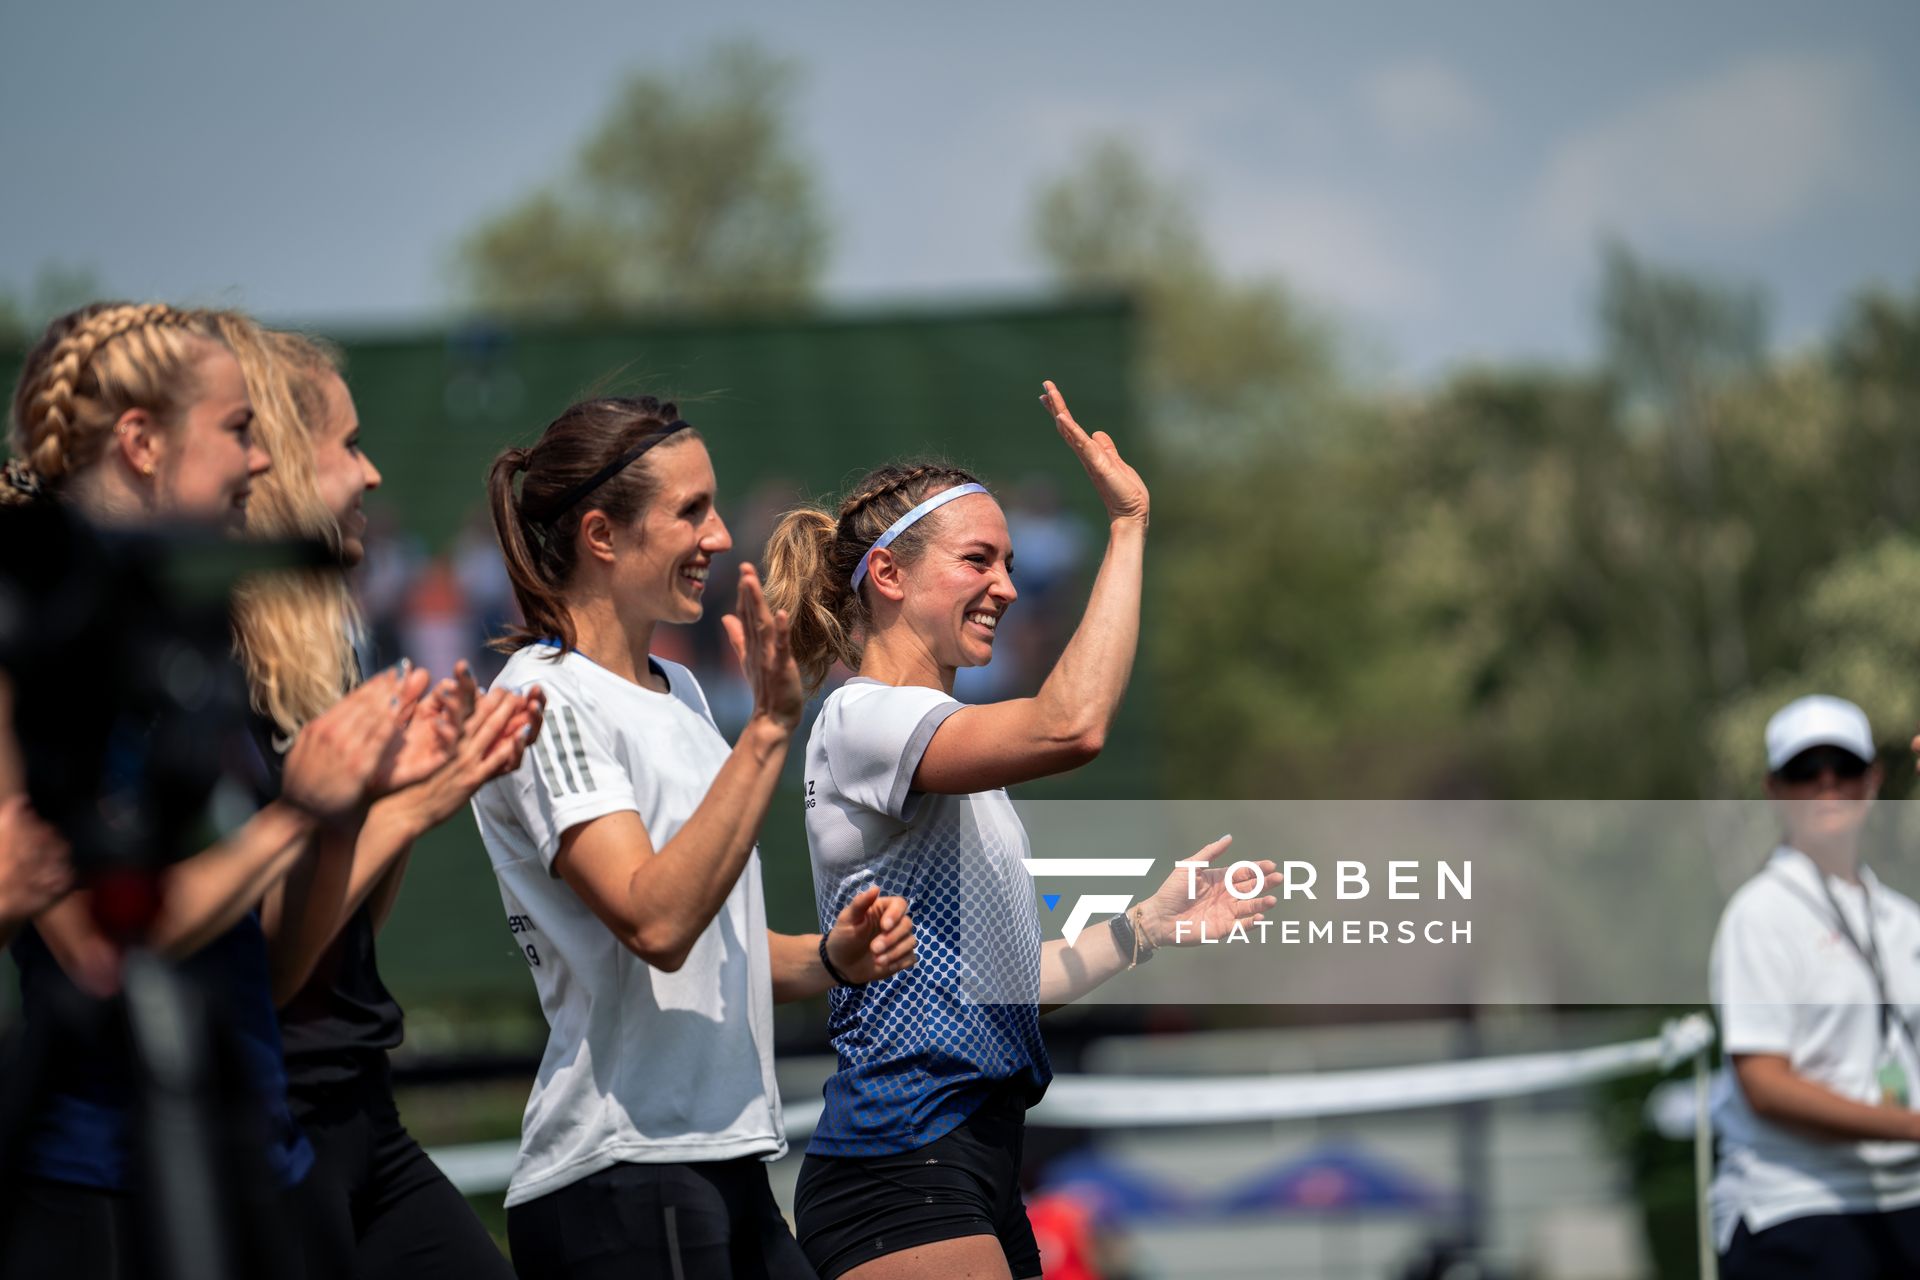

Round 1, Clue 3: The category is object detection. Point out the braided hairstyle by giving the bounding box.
[762,461,989,693]
[486,396,699,657]
[6,302,224,504]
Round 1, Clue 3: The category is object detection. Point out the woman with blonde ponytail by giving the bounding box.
[213,311,538,1279]
[1,303,436,1280]
[761,381,1276,1280]
[469,396,919,1280]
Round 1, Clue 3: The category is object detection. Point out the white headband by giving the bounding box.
[850,482,990,591]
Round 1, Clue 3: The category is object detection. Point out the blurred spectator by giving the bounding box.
[400,557,469,686]
[354,506,426,668]
[1711,695,1920,1277]
[451,507,516,684]
[1026,1191,1106,1280]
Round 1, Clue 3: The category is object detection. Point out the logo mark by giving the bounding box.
[1020,858,1155,943]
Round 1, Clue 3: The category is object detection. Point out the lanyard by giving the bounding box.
[1770,865,1916,1055]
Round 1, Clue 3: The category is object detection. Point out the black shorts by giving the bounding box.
[290,1061,512,1280]
[1722,1204,1920,1278]
[793,1094,1041,1280]
[506,1156,815,1280]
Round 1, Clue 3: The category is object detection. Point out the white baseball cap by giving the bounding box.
[1765,695,1876,771]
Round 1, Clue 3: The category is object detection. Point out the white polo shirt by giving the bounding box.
[471,644,784,1208]
[1709,846,1920,1247]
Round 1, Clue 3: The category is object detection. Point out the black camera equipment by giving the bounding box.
[0,501,335,1280]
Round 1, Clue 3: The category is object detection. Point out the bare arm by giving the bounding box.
[32,797,321,996]
[1039,920,1135,1006]
[556,564,802,972]
[0,796,72,952]
[1733,1053,1920,1143]
[60,667,413,984]
[914,382,1150,795]
[557,716,790,971]
[767,887,918,1003]
[366,849,412,936]
[264,680,539,1002]
[371,666,541,935]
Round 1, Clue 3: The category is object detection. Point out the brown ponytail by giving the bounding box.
[761,460,988,693]
[486,396,695,656]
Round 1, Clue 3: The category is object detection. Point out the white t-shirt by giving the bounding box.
[471,644,784,1207]
[802,679,1049,1157]
[1709,846,1920,1247]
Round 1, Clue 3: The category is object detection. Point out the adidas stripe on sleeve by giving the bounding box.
[508,696,636,871]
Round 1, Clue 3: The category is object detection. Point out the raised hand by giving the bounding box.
[281,665,426,824]
[1040,379,1148,526]
[824,885,918,983]
[0,796,73,923]
[1137,835,1277,949]
[721,562,804,732]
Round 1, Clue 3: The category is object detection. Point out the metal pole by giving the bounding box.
[1694,1049,1717,1280]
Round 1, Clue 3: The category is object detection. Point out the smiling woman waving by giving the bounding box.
[472,395,919,1280]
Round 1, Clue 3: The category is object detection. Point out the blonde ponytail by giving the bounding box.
[760,460,989,692]
[763,506,858,694]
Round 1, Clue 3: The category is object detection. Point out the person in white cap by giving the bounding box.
[1711,694,1920,1276]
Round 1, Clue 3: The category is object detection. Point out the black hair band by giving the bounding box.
[530,421,690,523]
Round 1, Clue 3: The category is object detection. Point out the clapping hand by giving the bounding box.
[283,664,431,824]
[392,660,547,831]
[824,885,918,983]
[722,563,803,732]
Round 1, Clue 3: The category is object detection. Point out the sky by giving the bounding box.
[3,0,1916,381]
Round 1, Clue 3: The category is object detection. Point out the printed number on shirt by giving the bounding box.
[508,912,540,967]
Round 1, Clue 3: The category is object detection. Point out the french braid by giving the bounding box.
[9,302,222,490]
[763,459,989,692]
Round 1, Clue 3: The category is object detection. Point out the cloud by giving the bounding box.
[1529,53,1887,250]
[1209,182,1437,316]
[1360,60,1490,147]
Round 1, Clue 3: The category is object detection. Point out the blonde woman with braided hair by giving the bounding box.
[1,303,439,1279]
[761,381,1277,1280]
[213,311,537,1280]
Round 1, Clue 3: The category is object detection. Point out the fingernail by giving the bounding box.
[1218,834,1232,843]
[399,657,411,674]
[518,725,532,740]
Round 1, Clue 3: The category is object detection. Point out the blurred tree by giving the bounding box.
[1030,136,1337,448]
[1710,534,1920,791]
[1601,242,1769,694]
[455,41,829,316]
[1032,138,1395,794]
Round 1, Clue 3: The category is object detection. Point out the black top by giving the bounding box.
[249,711,406,1099]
